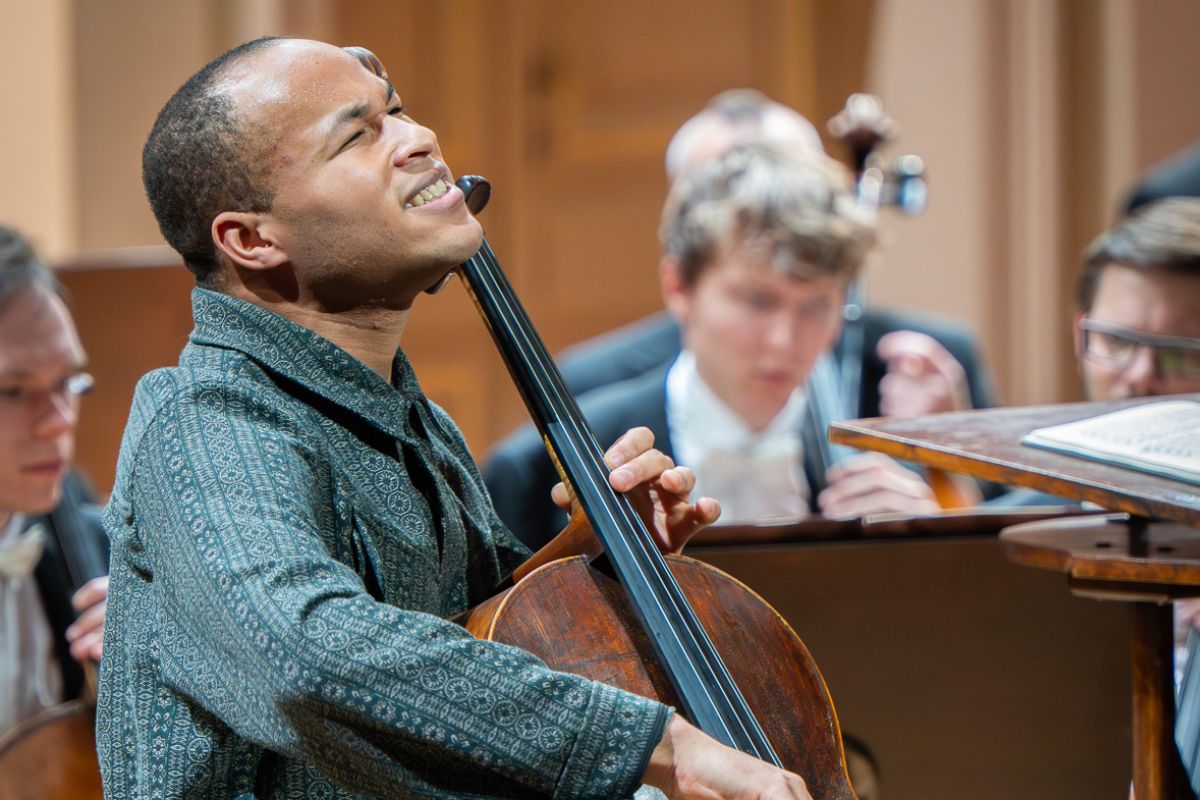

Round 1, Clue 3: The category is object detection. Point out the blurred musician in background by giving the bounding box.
[0,224,107,738]
[553,89,998,421]
[1073,199,1200,404]
[990,200,1200,511]
[988,196,1200,798]
[484,141,940,550]
[1077,197,1200,800]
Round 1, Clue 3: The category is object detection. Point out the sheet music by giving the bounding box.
[1022,399,1200,485]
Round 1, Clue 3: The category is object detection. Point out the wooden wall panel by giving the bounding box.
[72,0,213,251]
[57,256,195,495]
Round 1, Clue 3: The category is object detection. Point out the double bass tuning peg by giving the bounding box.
[828,94,926,216]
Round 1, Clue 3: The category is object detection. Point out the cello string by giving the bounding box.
[461,249,728,713]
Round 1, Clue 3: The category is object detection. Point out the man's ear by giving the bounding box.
[212,212,290,271]
[659,256,692,322]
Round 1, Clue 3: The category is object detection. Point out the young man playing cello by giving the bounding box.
[99,36,819,799]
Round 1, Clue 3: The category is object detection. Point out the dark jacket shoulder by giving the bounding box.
[483,367,671,551]
[558,313,681,397]
[32,470,108,700]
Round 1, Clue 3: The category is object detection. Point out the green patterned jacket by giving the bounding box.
[97,289,669,799]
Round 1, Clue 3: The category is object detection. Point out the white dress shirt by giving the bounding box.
[0,513,62,736]
[665,351,810,524]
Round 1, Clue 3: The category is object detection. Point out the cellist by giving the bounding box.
[0,224,108,737]
[100,36,814,799]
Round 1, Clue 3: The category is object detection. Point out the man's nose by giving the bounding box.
[762,313,800,353]
[389,118,437,167]
[1120,345,1159,396]
[31,391,79,439]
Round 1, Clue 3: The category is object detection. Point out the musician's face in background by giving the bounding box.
[663,243,844,431]
[1076,263,1200,400]
[227,40,482,308]
[0,287,86,517]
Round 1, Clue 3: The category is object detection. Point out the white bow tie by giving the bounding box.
[695,442,809,523]
[0,524,46,579]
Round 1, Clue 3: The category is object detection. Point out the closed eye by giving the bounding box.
[338,106,407,154]
[339,130,366,152]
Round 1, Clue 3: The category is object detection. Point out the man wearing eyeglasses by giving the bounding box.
[0,224,107,738]
[1074,198,1200,401]
[1072,198,1200,800]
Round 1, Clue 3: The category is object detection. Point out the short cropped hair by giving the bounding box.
[142,36,284,287]
[1077,197,1200,311]
[659,142,873,287]
[0,224,60,311]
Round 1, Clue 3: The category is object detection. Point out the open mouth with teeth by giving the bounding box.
[405,178,451,209]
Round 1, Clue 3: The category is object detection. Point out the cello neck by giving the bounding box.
[456,224,780,764]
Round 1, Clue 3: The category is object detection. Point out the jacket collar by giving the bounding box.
[188,288,424,442]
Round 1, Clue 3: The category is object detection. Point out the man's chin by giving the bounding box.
[453,218,486,260]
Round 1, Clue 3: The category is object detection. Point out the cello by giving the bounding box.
[0,475,106,800]
[443,171,857,798]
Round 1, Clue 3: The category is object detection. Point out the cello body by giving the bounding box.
[466,555,857,800]
[0,703,103,800]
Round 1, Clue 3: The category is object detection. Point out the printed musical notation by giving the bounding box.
[1023,399,1200,485]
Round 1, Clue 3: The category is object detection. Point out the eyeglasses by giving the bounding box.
[1078,318,1200,379]
[0,371,95,416]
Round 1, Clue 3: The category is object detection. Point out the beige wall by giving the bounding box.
[865,0,993,360]
[1134,0,1200,170]
[73,0,214,250]
[0,0,74,257]
[0,0,337,254]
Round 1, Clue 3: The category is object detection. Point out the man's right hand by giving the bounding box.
[642,715,813,799]
[876,330,972,417]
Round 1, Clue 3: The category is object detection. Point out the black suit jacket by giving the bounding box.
[848,306,998,417]
[485,368,671,550]
[28,470,108,701]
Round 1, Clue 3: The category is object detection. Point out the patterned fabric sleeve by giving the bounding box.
[117,377,668,799]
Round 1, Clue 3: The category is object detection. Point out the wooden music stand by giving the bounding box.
[830,395,1200,800]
